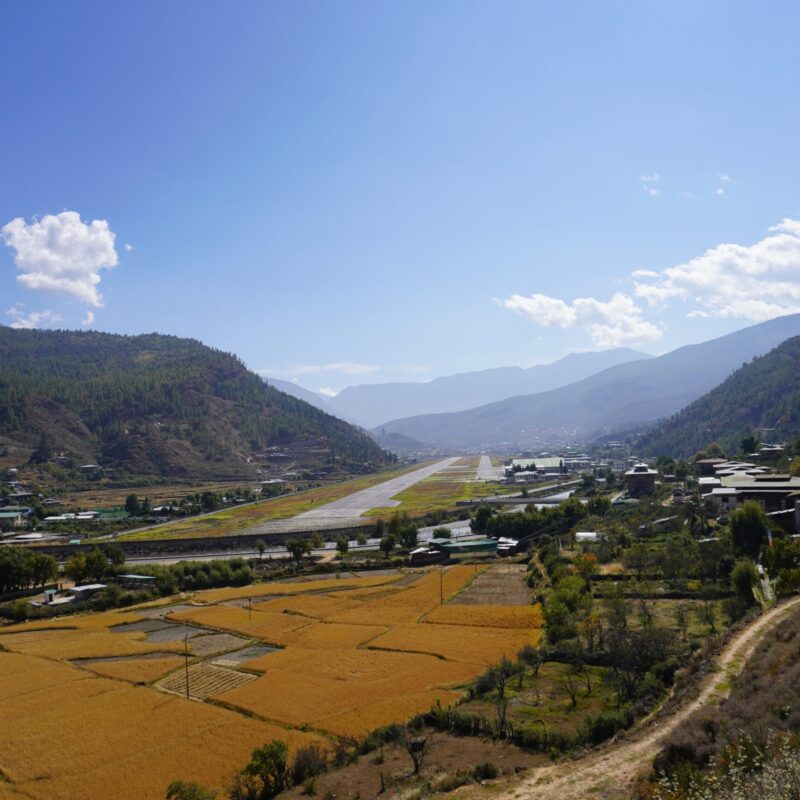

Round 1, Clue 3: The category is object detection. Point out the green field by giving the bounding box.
[117,463,433,541]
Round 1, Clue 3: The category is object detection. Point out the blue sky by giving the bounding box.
[3,1,800,393]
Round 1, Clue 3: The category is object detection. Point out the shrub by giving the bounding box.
[473,762,498,780]
[291,743,327,785]
[583,708,632,745]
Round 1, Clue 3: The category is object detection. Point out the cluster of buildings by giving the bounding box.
[504,453,625,484]
[697,458,799,513]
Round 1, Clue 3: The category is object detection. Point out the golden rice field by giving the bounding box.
[79,655,186,683]
[0,567,541,798]
[0,651,319,800]
[422,602,544,629]
[196,573,400,604]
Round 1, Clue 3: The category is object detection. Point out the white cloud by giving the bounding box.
[5,305,63,329]
[124,243,134,252]
[631,269,660,278]
[318,387,337,397]
[716,187,726,196]
[1,211,118,306]
[634,219,800,321]
[503,292,662,347]
[640,173,660,196]
[718,173,730,182]
[81,311,95,326]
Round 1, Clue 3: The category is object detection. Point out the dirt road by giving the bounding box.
[479,595,800,800]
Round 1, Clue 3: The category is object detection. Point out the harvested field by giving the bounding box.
[0,651,320,800]
[158,662,257,699]
[188,632,253,656]
[450,562,532,605]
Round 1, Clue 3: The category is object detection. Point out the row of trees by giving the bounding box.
[0,546,58,594]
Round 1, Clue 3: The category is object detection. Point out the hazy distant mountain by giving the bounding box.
[264,377,330,411]
[377,315,800,450]
[639,335,800,458]
[0,328,391,480]
[326,348,650,428]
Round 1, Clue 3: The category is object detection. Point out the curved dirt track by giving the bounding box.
[480,595,800,800]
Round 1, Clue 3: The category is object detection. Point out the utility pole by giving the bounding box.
[184,633,190,699]
[439,566,443,605]
[248,597,252,621]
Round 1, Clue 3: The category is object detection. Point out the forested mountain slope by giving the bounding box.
[0,328,390,479]
[639,335,800,457]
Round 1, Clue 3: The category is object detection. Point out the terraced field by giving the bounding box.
[0,567,542,798]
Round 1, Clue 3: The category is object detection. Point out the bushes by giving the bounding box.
[472,761,498,780]
[582,707,633,745]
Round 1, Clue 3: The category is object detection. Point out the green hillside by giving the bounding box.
[639,335,800,457]
[0,328,391,480]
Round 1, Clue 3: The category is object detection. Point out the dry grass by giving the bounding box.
[0,651,320,800]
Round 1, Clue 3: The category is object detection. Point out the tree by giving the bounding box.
[790,457,800,477]
[30,432,53,464]
[379,534,396,558]
[471,505,494,533]
[730,501,769,559]
[165,781,216,800]
[623,543,651,581]
[573,552,598,583]
[335,536,349,558]
[730,558,759,605]
[391,727,431,776]
[125,494,140,516]
[255,539,266,560]
[373,519,385,539]
[674,601,691,641]
[285,538,311,568]
[741,433,759,455]
[587,496,611,517]
[310,532,324,549]
[400,524,418,549]
[238,740,289,799]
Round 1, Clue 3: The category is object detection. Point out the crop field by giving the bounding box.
[0,567,543,796]
[77,654,185,683]
[118,462,430,541]
[0,651,319,800]
[422,603,543,629]
[197,573,400,603]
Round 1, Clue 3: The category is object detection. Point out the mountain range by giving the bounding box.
[0,328,391,480]
[266,348,651,429]
[638,335,800,458]
[374,314,800,450]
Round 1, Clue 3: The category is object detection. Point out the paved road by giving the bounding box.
[292,457,460,522]
[476,455,504,482]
